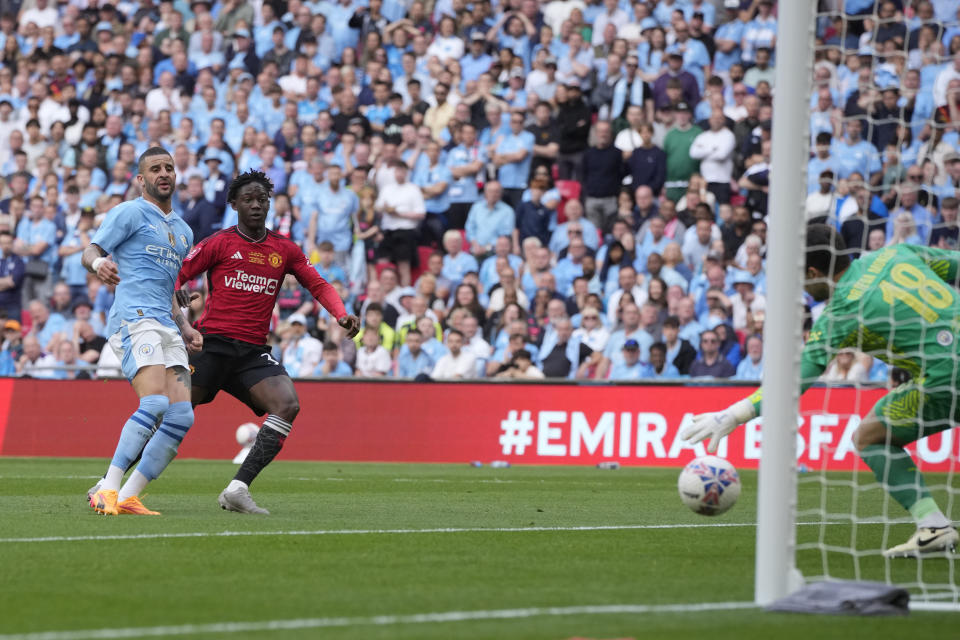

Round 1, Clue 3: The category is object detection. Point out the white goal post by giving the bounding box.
[754,0,816,606]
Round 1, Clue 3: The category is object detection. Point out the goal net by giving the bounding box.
[762,0,960,610]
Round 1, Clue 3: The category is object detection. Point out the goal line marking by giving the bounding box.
[0,521,890,545]
[0,602,757,640]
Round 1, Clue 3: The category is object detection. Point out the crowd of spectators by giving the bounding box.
[0,0,958,383]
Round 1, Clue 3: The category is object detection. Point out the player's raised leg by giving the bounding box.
[855,392,958,557]
[219,376,299,514]
[116,364,195,515]
[91,362,168,516]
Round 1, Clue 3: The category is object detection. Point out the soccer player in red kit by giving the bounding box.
[178,170,360,513]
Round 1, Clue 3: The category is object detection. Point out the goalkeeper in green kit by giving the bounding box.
[682,224,959,557]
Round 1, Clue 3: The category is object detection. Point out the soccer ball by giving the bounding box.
[678,455,741,516]
[235,423,259,446]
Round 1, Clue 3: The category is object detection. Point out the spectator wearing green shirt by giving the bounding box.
[662,102,703,201]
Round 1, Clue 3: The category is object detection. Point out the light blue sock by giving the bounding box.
[136,402,194,481]
[110,394,169,470]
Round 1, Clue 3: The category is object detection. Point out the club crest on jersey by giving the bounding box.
[180,234,188,247]
[269,252,283,268]
[248,251,265,265]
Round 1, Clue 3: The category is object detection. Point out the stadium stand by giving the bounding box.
[0,0,957,382]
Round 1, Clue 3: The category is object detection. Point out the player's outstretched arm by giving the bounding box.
[681,396,758,454]
[81,244,120,285]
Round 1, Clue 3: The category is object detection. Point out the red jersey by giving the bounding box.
[176,227,347,345]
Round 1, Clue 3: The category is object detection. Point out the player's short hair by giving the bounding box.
[650,342,667,355]
[365,302,383,315]
[318,241,334,251]
[322,340,338,351]
[137,146,172,173]
[805,223,850,276]
[227,170,274,204]
[405,328,422,339]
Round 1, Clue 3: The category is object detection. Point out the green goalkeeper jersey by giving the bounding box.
[750,244,960,414]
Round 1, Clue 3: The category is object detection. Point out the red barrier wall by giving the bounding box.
[1,379,957,471]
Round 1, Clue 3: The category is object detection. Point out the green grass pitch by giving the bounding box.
[0,458,956,639]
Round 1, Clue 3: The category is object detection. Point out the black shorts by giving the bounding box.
[378,229,419,264]
[190,333,288,415]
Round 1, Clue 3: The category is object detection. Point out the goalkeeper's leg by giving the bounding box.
[856,388,957,557]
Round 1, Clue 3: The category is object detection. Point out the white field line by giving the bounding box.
[0,521,891,545]
[0,602,757,640]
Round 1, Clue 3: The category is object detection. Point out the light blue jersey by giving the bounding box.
[92,198,194,337]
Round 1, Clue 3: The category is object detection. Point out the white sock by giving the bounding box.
[102,465,126,492]
[919,510,952,529]
[118,470,150,502]
[226,479,248,493]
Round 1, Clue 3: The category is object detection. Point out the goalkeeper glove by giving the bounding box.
[680,398,757,454]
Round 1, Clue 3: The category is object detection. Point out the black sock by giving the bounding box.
[235,423,287,486]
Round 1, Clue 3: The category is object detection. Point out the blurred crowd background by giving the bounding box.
[0,0,958,382]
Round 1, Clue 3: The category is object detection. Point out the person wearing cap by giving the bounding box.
[729,270,765,332]
[0,319,23,375]
[662,100,703,202]
[0,230,24,323]
[556,77,592,181]
[224,27,258,74]
[462,31,494,88]
[607,338,648,380]
[201,150,229,212]
[653,51,700,110]
[280,313,324,377]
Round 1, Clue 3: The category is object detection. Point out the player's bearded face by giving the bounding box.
[140,157,175,201]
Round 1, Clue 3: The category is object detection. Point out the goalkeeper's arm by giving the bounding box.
[681,355,826,453]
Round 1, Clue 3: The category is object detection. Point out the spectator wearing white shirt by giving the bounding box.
[355,328,392,377]
[146,72,182,118]
[688,110,736,205]
[375,161,426,285]
[728,272,765,333]
[431,329,476,379]
[17,334,57,378]
[805,169,837,223]
[19,0,58,31]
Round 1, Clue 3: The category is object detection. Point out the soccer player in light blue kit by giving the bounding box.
[83,147,203,516]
